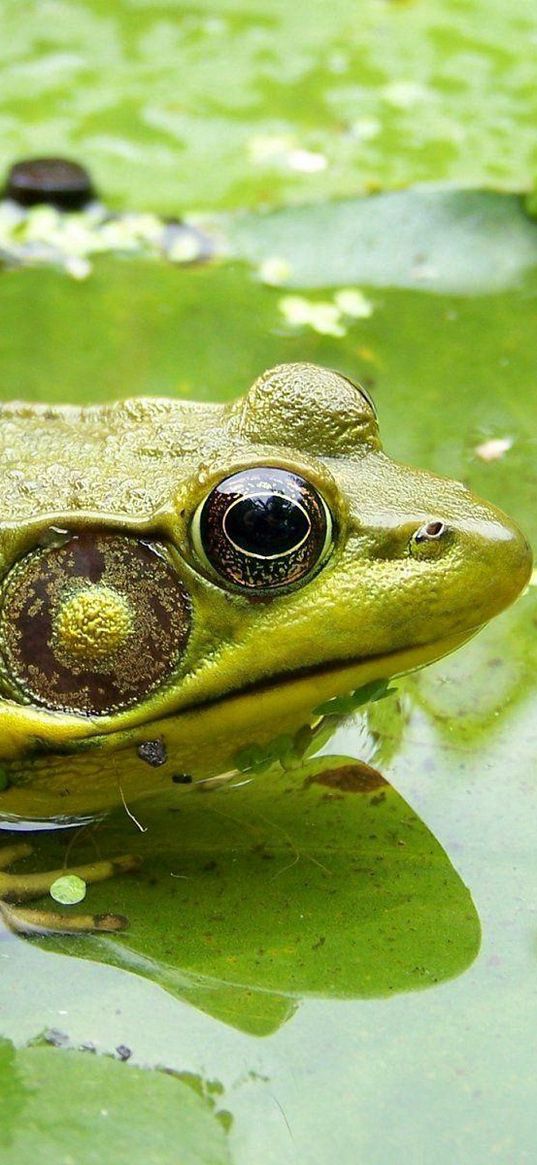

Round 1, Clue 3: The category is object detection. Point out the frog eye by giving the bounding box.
[191,467,333,592]
[0,533,191,716]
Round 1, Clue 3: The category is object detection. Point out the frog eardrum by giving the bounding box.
[191,467,333,591]
[0,533,191,715]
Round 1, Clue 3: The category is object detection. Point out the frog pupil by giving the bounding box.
[223,493,310,557]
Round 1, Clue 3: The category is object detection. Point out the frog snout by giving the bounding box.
[466,510,532,618]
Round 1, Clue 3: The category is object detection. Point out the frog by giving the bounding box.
[0,362,531,931]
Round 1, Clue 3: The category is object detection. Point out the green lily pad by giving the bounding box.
[0,1038,231,1165]
[0,2,536,210]
[49,874,87,905]
[228,190,537,295]
[30,758,480,1035]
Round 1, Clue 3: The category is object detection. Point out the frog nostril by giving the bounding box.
[414,520,447,543]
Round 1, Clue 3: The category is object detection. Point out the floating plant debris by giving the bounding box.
[0,199,214,278]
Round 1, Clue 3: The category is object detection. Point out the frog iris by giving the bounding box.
[191,467,333,592]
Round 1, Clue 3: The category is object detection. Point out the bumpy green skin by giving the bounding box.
[0,361,531,765]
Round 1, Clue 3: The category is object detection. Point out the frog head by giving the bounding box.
[0,362,530,763]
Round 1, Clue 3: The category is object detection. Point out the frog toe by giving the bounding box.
[0,844,140,933]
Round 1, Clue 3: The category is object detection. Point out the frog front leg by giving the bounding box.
[0,842,140,934]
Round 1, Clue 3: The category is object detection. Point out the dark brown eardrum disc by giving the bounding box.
[0,533,191,716]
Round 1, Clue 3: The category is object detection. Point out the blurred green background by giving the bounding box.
[1,0,536,211]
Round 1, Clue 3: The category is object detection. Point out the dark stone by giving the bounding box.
[42,1028,70,1048]
[115,1045,133,1061]
[137,738,168,767]
[171,772,193,784]
[5,157,95,210]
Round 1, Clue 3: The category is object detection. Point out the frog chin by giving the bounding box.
[117,623,481,751]
[114,625,480,766]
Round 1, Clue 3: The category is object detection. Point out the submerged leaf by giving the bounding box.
[0,1041,232,1165]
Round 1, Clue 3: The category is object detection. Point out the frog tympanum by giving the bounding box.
[0,363,531,929]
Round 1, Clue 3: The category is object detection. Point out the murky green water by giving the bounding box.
[0,3,536,1162]
[0,229,534,1162]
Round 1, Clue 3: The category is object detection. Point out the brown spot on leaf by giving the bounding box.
[304,761,387,794]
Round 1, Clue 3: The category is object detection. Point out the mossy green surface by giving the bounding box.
[0,1,536,211]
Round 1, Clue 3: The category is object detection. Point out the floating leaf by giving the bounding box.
[0,1039,231,1165]
[49,875,87,906]
[30,761,481,1036]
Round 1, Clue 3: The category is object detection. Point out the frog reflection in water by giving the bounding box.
[0,363,531,930]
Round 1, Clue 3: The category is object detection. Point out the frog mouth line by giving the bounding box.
[104,626,479,746]
[134,624,479,742]
[0,627,479,767]
[204,626,480,712]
